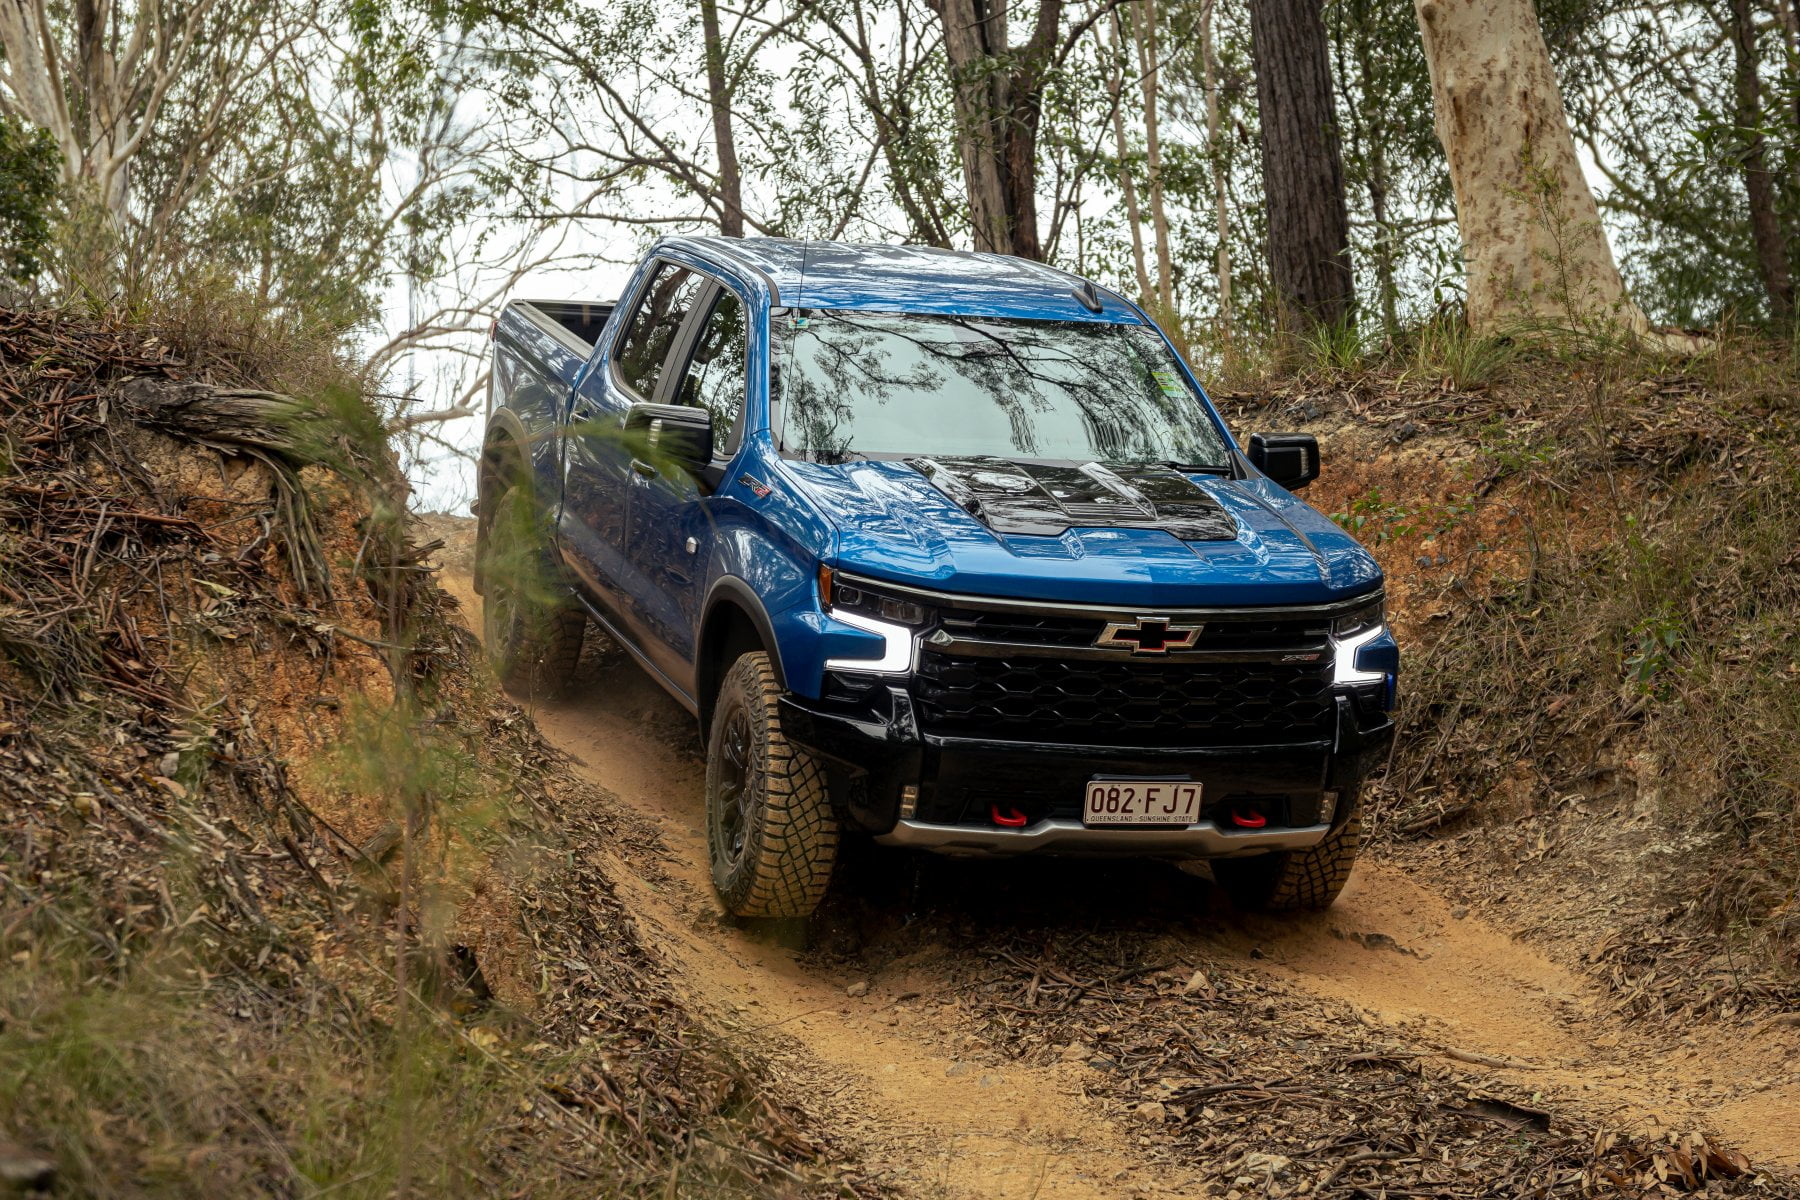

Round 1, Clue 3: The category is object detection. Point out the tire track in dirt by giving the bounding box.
[439,566,1800,1188]
[1204,867,1800,1171]
[444,569,1202,1197]
[534,687,1201,1196]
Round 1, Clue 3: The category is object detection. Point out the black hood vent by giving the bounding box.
[905,456,1237,540]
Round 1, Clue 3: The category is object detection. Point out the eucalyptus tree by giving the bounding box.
[1326,0,1454,335]
[1414,0,1650,336]
[1559,1,1800,327]
[0,0,276,226]
[923,0,1122,260]
[1729,0,1794,321]
[467,0,887,243]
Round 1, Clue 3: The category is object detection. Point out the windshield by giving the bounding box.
[773,311,1233,467]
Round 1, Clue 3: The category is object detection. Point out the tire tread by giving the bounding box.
[707,652,838,919]
[1214,790,1362,912]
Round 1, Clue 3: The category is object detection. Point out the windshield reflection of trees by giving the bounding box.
[779,313,1227,467]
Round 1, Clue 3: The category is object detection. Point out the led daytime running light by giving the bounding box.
[1333,624,1388,685]
[824,608,915,673]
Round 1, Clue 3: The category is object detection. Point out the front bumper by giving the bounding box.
[878,815,1332,858]
[779,685,1393,857]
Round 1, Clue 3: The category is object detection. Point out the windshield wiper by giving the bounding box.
[1159,460,1232,476]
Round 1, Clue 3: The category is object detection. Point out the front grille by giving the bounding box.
[914,652,1335,748]
[936,608,1329,652]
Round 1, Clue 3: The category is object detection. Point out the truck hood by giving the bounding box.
[781,456,1383,607]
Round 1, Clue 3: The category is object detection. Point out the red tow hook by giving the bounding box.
[1229,808,1268,829]
[991,804,1029,828]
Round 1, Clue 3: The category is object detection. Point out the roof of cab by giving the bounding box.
[663,236,1142,324]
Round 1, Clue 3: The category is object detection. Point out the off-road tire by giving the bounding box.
[705,652,838,919]
[480,483,585,700]
[1212,788,1362,912]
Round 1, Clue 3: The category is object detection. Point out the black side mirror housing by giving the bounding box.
[625,402,713,473]
[1248,432,1320,490]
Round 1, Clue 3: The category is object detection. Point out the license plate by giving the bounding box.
[1083,778,1203,826]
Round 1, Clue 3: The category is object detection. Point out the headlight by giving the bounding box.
[819,566,933,627]
[1332,594,1384,639]
[820,567,927,674]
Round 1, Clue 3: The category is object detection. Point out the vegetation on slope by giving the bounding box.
[1220,329,1800,1006]
[0,305,865,1197]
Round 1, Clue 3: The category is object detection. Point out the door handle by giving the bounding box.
[630,458,657,478]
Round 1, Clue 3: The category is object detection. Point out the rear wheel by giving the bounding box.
[1212,787,1362,912]
[705,652,838,918]
[480,482,585,699]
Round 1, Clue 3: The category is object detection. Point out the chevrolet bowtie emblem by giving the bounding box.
[1095,615,1202,654]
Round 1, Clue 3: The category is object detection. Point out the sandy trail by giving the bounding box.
[1212,869,1800,1169]
[441,568,1800,1191]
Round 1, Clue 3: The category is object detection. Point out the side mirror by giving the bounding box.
[625,402,713,473]
[1248,432,1320,490]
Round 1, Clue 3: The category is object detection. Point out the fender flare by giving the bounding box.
[698,576,787,726]
[479,409,533,499]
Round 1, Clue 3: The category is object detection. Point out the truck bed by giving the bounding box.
[512,299,614,351]
[487,298,618,508]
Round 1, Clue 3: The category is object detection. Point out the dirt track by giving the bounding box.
[441,565,1800,1197]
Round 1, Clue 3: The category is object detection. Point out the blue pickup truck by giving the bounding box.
[476,237,1397,919]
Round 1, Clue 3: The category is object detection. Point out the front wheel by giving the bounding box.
[1211,787,1362,912]
[705,652,839,919]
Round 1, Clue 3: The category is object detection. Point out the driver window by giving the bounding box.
[673,288,748,453]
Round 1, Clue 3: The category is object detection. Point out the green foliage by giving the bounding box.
[1331,484,1474,546]
[1553,1,1799,328]
[1624,606,1684,698]
[0,115,59,286]
[1298,313,1374,374]
[1325,0,1457,336]
[1408,316,1518,390]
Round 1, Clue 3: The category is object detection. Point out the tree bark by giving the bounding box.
[1200,0,1232,337]
[931,0,1061,259]
[1413,0,1648,335]
[1730,0,1794,323]
[1249,0,1354,331]
[698,0,744,237]
[1107,9,1152,298]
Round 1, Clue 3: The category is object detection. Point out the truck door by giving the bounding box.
[623,280,750,690]
[559,261,708,638]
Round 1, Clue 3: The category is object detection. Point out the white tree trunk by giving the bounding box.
[1413,0,1648,336]
[0,0,81,177]
[0,0,228,231]
[1131,0,1173,315]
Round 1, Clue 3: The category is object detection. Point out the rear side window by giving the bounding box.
[615,264,707,398]
[672,289,748,452]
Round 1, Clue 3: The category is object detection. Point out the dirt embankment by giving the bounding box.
[433,501,1800,1199]
[0,310,869,1197]
[1215,359,1799,1013]
[7,297,1793,1199]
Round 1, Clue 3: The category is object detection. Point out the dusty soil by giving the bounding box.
[430,541,1800,1198]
